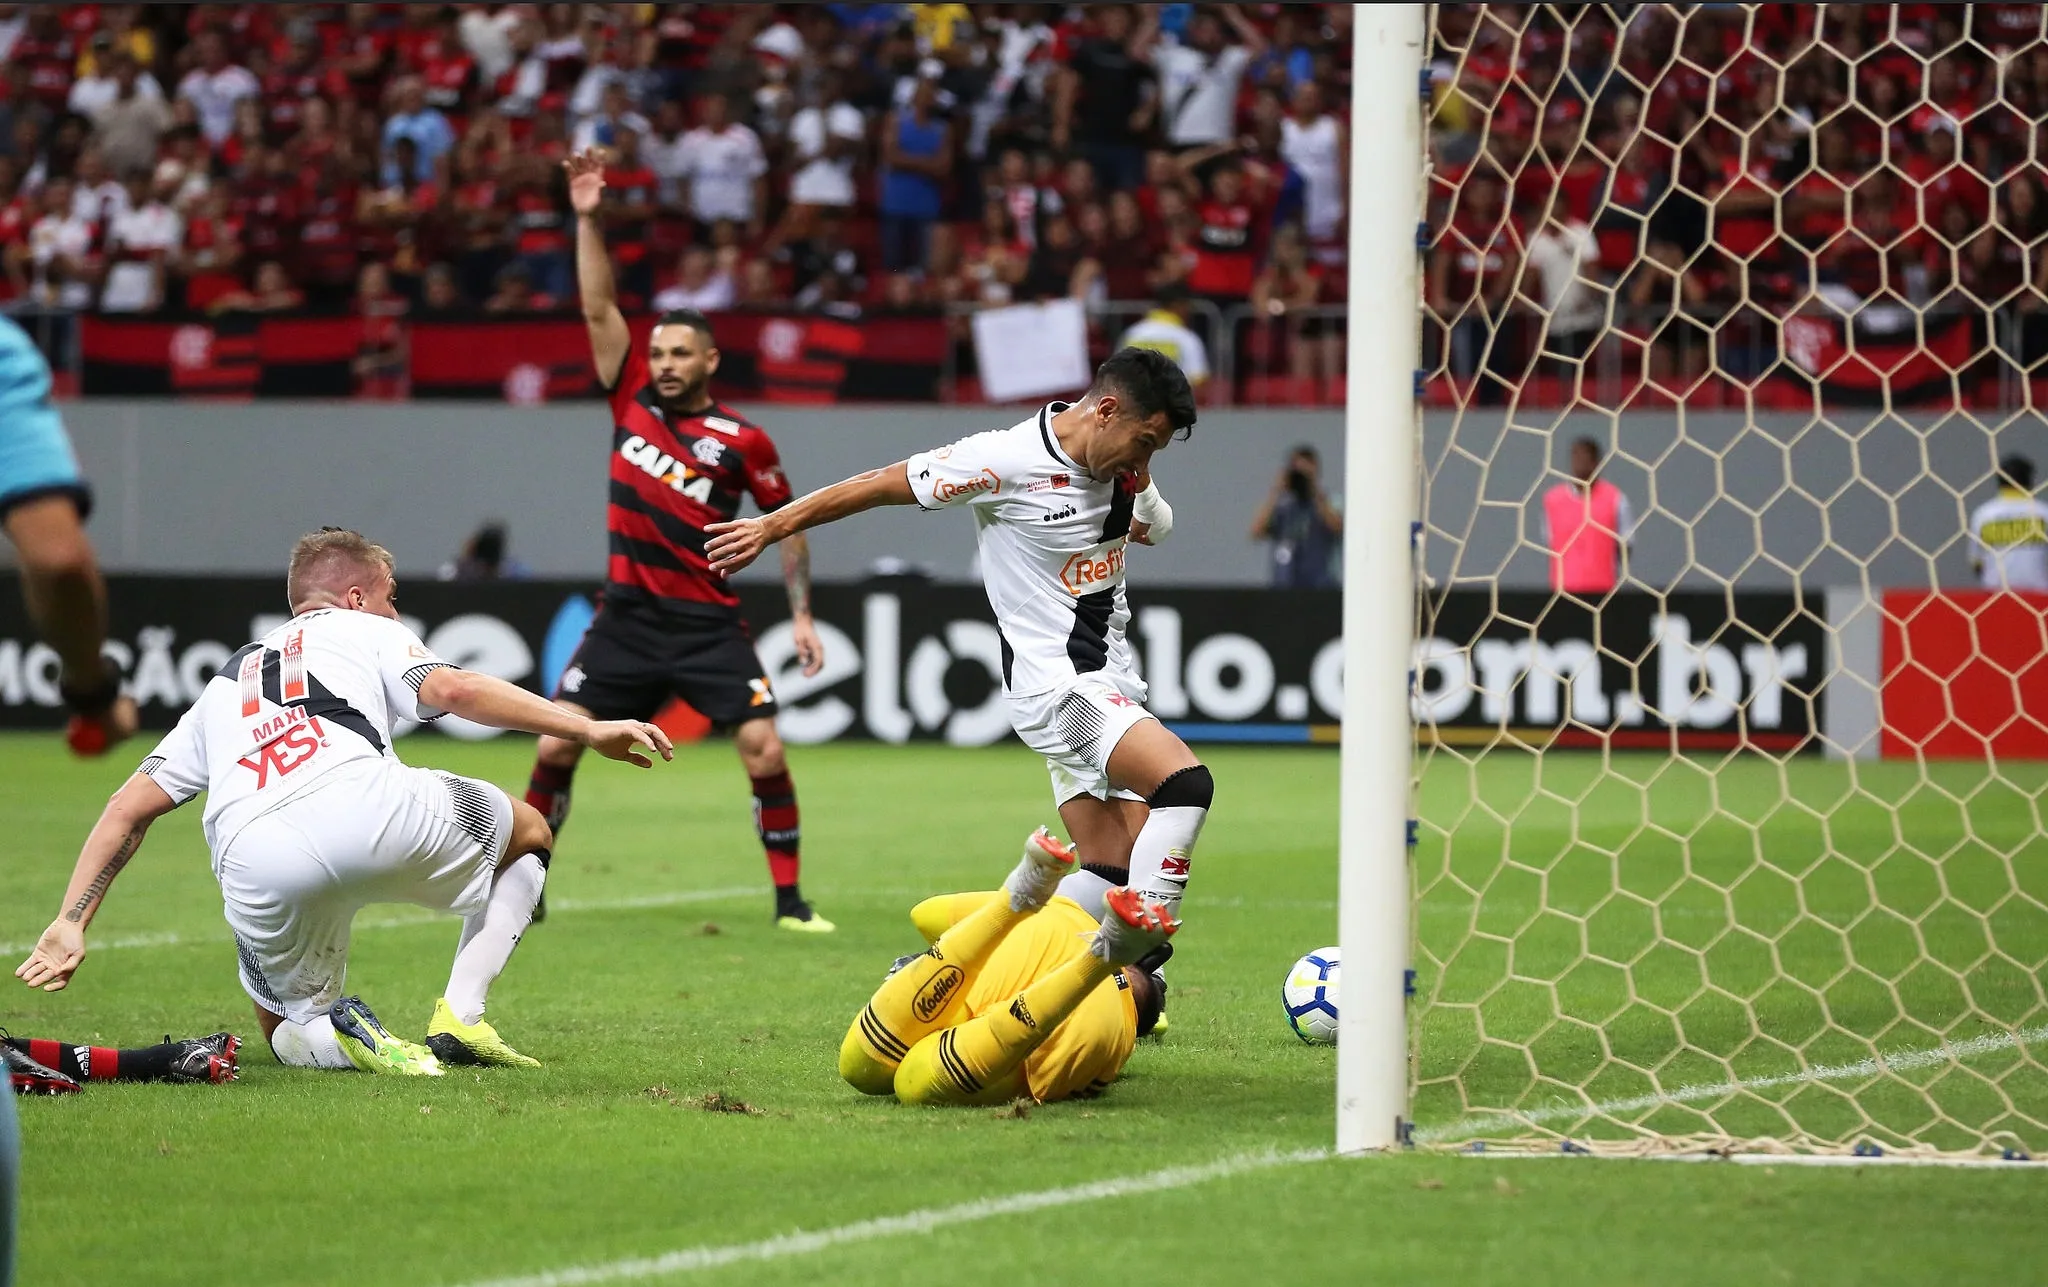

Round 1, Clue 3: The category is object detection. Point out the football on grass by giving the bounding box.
[1283,947,1340,1045]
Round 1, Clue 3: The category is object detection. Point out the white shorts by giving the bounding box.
[1008,670,1156,806]
[216,759,512,1023]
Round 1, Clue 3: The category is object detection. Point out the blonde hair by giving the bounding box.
[286,528,395,609]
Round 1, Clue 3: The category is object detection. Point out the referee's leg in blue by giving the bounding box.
[0,315,135,755]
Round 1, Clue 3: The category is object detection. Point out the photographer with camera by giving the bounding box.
[1250,444,1342,588]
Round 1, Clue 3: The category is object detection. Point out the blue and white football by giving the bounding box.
[1283,947,1341,1045]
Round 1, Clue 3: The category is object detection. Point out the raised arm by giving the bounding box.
[705,463,918,575]
[1219,3,1269,56]
[416,667,673,766]
[16,774,179,992]
[566,148,631,387]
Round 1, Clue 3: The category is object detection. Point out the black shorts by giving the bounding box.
[554,601,777,730]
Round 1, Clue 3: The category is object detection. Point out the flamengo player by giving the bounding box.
[525,150,833,933]
[707,349,1213,930]
[14,530,673,1075]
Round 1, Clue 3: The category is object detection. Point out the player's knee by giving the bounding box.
[734,719,785,775]
[507,797,555,860]
[12,516,94,580]
[1148,763,1214,811]
[838,1031,898,1096]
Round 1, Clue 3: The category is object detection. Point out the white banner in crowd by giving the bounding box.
[970,299,1092,403]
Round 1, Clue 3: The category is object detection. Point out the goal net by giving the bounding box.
[1407,2,2048,1157]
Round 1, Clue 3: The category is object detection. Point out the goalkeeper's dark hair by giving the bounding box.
[1133,968,1168,1038]
[653,308,716,342]
[1999,454,2035,490]
[1092,346,1198,441]
[1131,941,1172,1037]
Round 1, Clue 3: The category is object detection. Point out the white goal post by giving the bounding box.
[1336,3,1427,1155]
[1341,2,2048,1161]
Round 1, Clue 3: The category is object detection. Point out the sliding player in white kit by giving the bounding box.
[14,529,673,1076]
[706,348,1212,931]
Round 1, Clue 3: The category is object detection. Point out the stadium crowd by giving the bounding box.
[1429,4,2048,405]
[0,2,1355,386]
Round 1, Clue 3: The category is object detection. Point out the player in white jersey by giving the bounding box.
[1968,455,2048,592]
[706,348,1212,930]
[14,529,672,1077]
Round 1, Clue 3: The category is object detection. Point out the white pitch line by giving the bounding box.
[0,886,765,957]
[1418,1024,2048,1144]
[451,1147,1331,1287]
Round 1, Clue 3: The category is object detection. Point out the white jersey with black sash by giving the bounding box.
[905,402,1141,698]
[136,608,455,856]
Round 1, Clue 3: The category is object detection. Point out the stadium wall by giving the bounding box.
[38,403,2026,594]
[1424,409,2037,592]
[41,402,1348,586]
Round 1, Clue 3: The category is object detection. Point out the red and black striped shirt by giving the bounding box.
[602,346,793,613]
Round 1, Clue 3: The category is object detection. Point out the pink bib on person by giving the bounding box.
[1545,478,1623,593]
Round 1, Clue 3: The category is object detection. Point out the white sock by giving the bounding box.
[269,1015,351,1069]
[1055,867,1118,919]
[445,852,545,1025]
[1127,805,1207,921]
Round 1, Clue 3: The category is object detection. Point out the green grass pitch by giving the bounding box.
[2,733,2041,1286]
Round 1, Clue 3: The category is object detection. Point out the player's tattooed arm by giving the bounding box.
[17,774,176,992]
[64,825,144,923]
[781,532,813,618]
[781,533,827,676]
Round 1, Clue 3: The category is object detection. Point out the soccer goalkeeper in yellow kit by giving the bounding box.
[840,829,1176,1106]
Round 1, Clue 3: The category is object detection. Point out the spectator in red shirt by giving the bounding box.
[231,144,297,268]
[328,4,393,109]
[0,156,27,302]
[15,8,77,113]
[1904,119,1988,230]
[1101,189,1157,298]
[417,15,477,126]
[1817,174,1915,308]
[354,260,409,399]
[507,153,571,301]
[220,96,269,173]
[263,20,345,141]
[1428,168,1527,384]
[601,126,659,307]
[175,185,244,312]
[283,94,343,171]
[1183,154,1258,307]
[294,155,361,309]
[1787,125,1858,254]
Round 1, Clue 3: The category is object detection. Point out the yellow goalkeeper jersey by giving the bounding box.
[911,892,1140,1102]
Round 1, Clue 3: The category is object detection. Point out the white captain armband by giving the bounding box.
[1133,480,1174,544]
